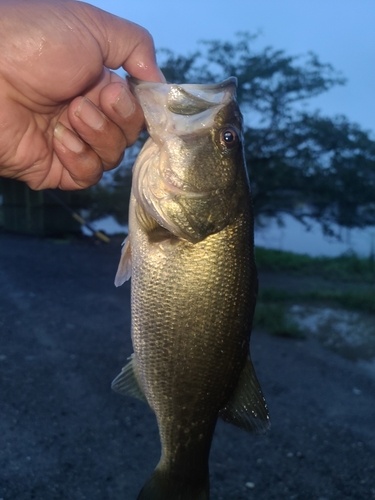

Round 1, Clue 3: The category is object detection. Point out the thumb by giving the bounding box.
[74,2,165,82]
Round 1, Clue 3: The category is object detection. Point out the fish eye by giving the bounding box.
[219,128,238,149]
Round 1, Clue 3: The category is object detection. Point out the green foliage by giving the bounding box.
[258,288,294,302]
[258,286,375,316]
[158,33,375,234]
[255,246,375,282]
[255,248,375,319]
[255,247,315,272]
[304,290,375,314]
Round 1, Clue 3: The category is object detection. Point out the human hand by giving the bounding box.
[0,0,165,190]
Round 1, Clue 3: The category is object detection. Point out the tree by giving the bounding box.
[78,33,375,236]
[158,33,375,235]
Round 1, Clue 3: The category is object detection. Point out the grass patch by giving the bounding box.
[255,247,314,272]
[255,246,375,283]
[305,290,375,314]
[259,288,294,302]
[254,302,305,339]
[254,247,375,336]
[258,287,375,315]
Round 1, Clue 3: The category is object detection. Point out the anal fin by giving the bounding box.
[219,357,270,433]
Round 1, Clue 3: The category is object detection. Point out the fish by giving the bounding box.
[112,77,270,500]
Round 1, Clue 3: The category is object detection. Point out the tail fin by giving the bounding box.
[137,468,209,500]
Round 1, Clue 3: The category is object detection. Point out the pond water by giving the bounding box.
[87,213,375,258]
[254,214,375,258]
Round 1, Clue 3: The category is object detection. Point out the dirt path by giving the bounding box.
[0,233,374,500]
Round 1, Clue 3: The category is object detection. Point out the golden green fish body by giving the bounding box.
[114,78,269,500]
[131,200,254,492]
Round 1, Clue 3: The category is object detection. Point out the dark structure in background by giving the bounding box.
[0,178,80,236]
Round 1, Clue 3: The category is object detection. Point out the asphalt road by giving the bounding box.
[0,232,374,500]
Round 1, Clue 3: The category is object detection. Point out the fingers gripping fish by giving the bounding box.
[113,77,270,500]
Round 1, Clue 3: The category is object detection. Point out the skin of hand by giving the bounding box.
[0,0,165,190]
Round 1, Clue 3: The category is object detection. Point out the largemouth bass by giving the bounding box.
[113,77,269,500]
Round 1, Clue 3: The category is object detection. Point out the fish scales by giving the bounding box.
[131,212,255,497]
[113,77,269,500]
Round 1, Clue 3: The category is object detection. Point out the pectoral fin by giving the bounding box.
[114,236,132,287]
[111,354,147,404]
[219,357,270,433]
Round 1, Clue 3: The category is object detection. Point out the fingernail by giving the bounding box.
[112,86,136,119]
[76,97,105,130]
[54,123,84,153]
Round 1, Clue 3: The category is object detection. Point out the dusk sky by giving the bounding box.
[87,0,375,135]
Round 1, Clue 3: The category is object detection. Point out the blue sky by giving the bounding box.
[87,0,375,135]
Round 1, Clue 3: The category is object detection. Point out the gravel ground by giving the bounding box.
[0,232,374,500]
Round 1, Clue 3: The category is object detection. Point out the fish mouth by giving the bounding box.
[128,77,237,136]
[128,76,237,99]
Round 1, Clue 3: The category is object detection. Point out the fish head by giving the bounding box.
[130,78,250,243]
